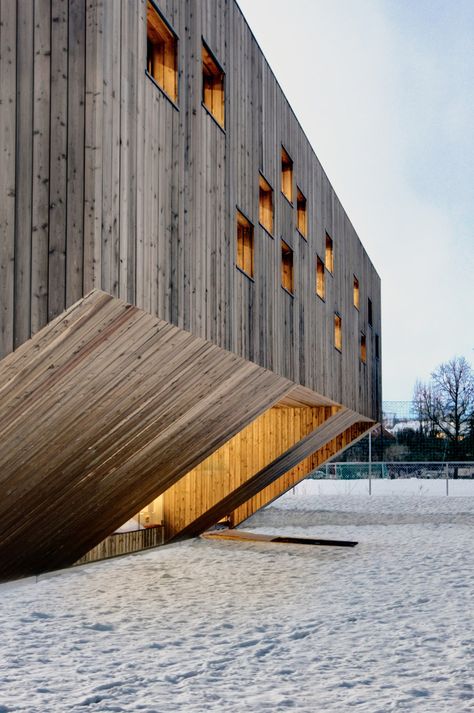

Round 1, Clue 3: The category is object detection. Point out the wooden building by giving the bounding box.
[0,0,381,580]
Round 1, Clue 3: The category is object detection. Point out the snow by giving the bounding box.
[1,480,473,712]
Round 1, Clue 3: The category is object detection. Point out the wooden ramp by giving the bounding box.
[202,529,358,548]
[0,290,293,580]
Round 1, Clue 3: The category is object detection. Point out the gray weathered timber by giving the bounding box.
[0,0,381,420]
[0,290,294,580]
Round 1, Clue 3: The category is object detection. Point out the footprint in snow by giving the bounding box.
[85,622,114,632]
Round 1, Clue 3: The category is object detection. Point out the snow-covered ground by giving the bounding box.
[1,480,474,712]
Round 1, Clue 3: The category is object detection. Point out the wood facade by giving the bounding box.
[0,0,382,578]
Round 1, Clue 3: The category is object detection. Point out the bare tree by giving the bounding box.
[413,357,474,447]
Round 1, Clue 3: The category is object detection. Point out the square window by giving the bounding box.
[353,275,360,309]
[259,174,273,234]
[202,42,225,127]
[360,332,367,363]
[281,240,294,294]
[146,1,178,102]
[334,313,342,352]
[281,147,293,203]
[236,210,254,277]
[297,188,307,237]
[325,233,334,274]
[316,256,325,300]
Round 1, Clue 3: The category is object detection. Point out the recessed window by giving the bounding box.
[236,210,254,277]
[146,1,178,102]
[325,233,334,274]
[360,332,367,363]
[297,188,307,237]
[281,240,294,294]
[281,147,293,203]
[375,334,380,359]
[353,275,360,309]
[316,256,325,300]
[202,42,225,127]
[259,174,273,234]
[334,313,342,352]
[368,298,373,327]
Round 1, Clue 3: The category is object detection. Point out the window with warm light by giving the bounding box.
[334,313,342,352]
[360,332,367,363]
[325,233,334,274]
[236,210,254,277]
[146,1,178,102]
[296,188,307,237]
[281,147,293,202]
[202,42,225,127]
[281,240,294,294]
[316,256,325,300]
[259,174,273,234]
[353,275,359,309]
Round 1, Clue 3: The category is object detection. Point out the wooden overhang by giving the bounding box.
[0,290,295,580]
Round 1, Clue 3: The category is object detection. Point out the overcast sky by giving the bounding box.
[238,0,474,400]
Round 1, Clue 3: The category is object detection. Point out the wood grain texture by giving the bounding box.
[0,290,294,580]
[162,403,338,539]
[0,0,381,421]
[231,421,374,527]
[165,409,370,541]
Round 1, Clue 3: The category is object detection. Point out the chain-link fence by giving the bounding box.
[336,401,474,462]
[308,461,474,495]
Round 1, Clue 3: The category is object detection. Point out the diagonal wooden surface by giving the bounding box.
[0,290,294,580]
[231,421,374,527]
[166,409,371,541]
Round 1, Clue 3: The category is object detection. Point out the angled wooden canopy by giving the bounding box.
[0,290,294,580]
[165,408,372,541]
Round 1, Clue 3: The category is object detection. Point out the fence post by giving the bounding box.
[445,462,449,496]
[368,430,372,496]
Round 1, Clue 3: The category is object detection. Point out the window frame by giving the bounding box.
[281,239,294,295]
[334,312,342,352]
[296,187,308,238]
[235,208,254,279]
[325,233,334,274]
[201,39,225,130]
[258,173,274,236]
[353,275,360,310]
[316,255,325,301]
[281,146,294,204]
[146,0,179,106]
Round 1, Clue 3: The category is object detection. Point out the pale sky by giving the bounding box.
[238,0,474,400]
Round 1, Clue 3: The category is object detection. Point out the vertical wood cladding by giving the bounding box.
[0,0,381,420]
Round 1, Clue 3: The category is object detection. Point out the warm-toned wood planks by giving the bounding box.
[231,421,373,527]
[164,408,371,541]
[0,291,294,580]
[162,403,337,540]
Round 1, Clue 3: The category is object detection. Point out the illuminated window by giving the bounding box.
[368,298,373,327]
[360,332,367,363]
[316,256,325,300]
[202,42,225,127]
[325,233,334,273]
[236,210,253,277]
[259,174,273,234]
[353,275,359,309]
[297,188,307,237]
[281,240,294,294]
[281,147,293,202]
[334,313,342,352]
[146,1,177,102]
